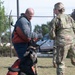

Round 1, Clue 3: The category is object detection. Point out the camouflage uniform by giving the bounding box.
[53,46,57,68]
[49,2,75,75]
[53,10,75,68]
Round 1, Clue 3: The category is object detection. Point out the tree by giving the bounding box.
[0,0,9,43]
[34,23,50,36]
[34,24,42,33]
[41,24,49,36]
[1,32,10,43]
[34,21,52,37]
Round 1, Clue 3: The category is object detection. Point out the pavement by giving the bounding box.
[37,52,53,58]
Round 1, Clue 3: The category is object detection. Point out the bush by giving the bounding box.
[0,45,17,57]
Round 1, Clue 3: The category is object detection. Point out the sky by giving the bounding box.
[2,0,75,30]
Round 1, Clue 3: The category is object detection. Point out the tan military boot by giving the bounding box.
[53,62,57,68]
[71,57,75,66]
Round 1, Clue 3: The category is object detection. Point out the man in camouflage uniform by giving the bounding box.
[53,9,75,68]
[49,2,75,75]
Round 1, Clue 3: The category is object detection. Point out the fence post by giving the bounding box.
[9,10,13,57]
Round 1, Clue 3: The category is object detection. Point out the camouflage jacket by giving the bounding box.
[49,14,75,46]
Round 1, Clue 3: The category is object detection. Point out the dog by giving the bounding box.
[19,46,38,75]
[8,45,38,75]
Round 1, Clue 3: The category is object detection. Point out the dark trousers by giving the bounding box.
[13,43,29,59]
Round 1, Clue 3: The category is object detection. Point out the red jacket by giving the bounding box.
[12,14,31,43]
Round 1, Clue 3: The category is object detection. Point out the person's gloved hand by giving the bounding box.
[32,32,43,41]
[29,32,43,47]
[31,32,38,42]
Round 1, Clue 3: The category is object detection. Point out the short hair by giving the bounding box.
[54,2,65,12]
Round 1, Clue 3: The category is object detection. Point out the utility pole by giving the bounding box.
[17,0,19,19]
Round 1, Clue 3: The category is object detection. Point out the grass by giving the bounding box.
[0,57,75,75]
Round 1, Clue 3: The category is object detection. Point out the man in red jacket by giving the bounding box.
[7,8,38,75]
[12,8,35,59]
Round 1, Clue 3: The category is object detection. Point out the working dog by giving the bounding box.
[8,45,38,75]
[19,46,38,75]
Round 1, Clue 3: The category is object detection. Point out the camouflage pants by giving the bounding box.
[56,44,75,75]
[53,48,57,64]
[52,47,75,64]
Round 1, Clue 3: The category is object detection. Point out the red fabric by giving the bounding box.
[6,59,36,75]
[11,59,20,68]
[12,27,31,43]
[31,66,35,73]
[33,38,38,42]
[6,59,20,75]
[6,71,18,75]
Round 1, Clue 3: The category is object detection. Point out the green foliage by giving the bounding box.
[0,0,10,43]
[0,45,16,56]
[34,24,42,33]
[0,1,9,32]
[41,24,49,36]
[1,32,10,43]
[34,23,50,36]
